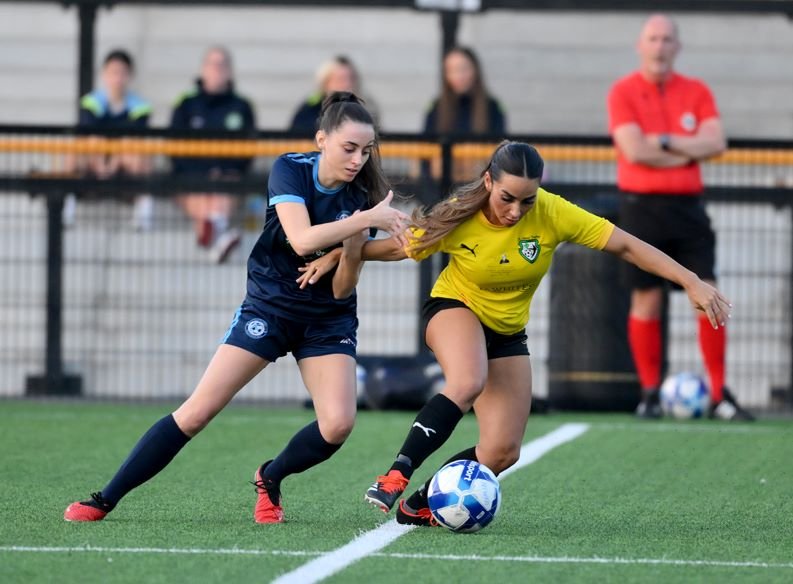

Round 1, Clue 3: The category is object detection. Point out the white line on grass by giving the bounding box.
[0,545,319,557]
[375,552,793,570]
[271,422,590,584]
[591,422,784,435]
[4,547,791,571]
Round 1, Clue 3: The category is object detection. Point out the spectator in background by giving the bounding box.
[424,46,506,136]
[289,56,372,133]
[170,46,256,263]
[607,13,753,421]
[65,49,154,230]
[422,47,506,182]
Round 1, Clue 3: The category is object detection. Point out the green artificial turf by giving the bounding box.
[1,401,791,583]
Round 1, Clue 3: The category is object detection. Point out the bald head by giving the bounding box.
[637,13,681,83]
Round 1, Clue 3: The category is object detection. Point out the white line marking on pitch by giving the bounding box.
[271,422,590,584]
[376,552,793,570]
[0,546,319,557]
[4,547,791,571]
[591,422,783,435]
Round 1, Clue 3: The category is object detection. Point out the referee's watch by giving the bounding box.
[658,134,672,151]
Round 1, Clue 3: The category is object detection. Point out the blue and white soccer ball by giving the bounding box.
[660,372,710,419]
[427,460,501,533]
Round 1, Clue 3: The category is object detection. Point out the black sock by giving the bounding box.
[406,446,478,510]
[101,414,191,509]
[390,394,463,479]
[263,421,342,485]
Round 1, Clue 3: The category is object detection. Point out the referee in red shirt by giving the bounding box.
[607,13,753,421]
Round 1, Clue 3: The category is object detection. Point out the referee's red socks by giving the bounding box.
[628,316,662,391]
[628,315,726,402]
[698,315,726,403]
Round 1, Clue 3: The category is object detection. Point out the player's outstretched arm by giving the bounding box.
[332,214,369,299]
[277,191,409,256]
[295,232,409,290]
[603,226,731,329]
[361,236,409,262]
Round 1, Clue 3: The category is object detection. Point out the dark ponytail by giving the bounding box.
[318,91,390,205]
[485,140,544,182]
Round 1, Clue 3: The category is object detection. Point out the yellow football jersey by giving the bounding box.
[408,188,614,334]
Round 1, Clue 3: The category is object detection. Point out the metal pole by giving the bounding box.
[788,204,793,408]
[440,10,460,54]
[77,2,98,111]
[416,10,459,355]
[26,193,81,395]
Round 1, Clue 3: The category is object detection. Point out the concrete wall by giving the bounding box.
[0,4,791,137]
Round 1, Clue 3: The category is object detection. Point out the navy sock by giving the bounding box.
[263,421,342,485]
[101,414,190,508]
[390,394,463,479]
[406,446,478,510]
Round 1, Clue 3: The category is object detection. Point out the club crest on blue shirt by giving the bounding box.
[336,210,352,221]
[518,238,540,264]
[245,318,268,339]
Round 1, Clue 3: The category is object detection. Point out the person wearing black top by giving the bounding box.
[423,46,506,136]
[170,46,257,263]
[289,56,377,134]
[65,49,154,230]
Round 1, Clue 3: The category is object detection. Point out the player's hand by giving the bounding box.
[296,249,342,289]
[365,191,410,247]
[686,279,732,329]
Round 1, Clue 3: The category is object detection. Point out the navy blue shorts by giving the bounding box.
[221,302,358,362]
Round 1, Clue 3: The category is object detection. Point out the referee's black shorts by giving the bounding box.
[618,192,716,290]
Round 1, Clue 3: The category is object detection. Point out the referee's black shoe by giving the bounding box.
[635,388,662,419]
[710,388,755,421]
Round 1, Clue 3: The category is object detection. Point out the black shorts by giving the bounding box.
[618,192,716,290]
[221,302,358,362]
[421,297,529,360]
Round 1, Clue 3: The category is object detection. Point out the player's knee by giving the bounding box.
[173,408,215,437]
[480,443,520,474]
[445,375,487,408]
[318,414,355,444]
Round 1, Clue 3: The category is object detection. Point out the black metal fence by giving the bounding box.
[1,127,791,411]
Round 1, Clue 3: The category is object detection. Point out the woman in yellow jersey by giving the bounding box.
[301,141,731,527]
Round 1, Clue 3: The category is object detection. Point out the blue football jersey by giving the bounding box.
[246,152,374,321]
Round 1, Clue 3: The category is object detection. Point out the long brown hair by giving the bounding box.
[436,46,490,134]
[410,141,544,254]
[318,91,390,205]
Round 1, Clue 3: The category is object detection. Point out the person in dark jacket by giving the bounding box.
[289,56,375,134]
[421,47,507,182]
[65,49,154,230]
[170,46,256,263]
[424,46,506,137]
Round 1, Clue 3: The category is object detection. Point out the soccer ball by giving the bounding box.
[427,459,501,533]
[660,372,710,419]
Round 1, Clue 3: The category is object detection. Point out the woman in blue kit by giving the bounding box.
[64,92,409,524]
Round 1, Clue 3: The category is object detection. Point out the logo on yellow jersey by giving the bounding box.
[518,238,540,263]
[460,243,479,257]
